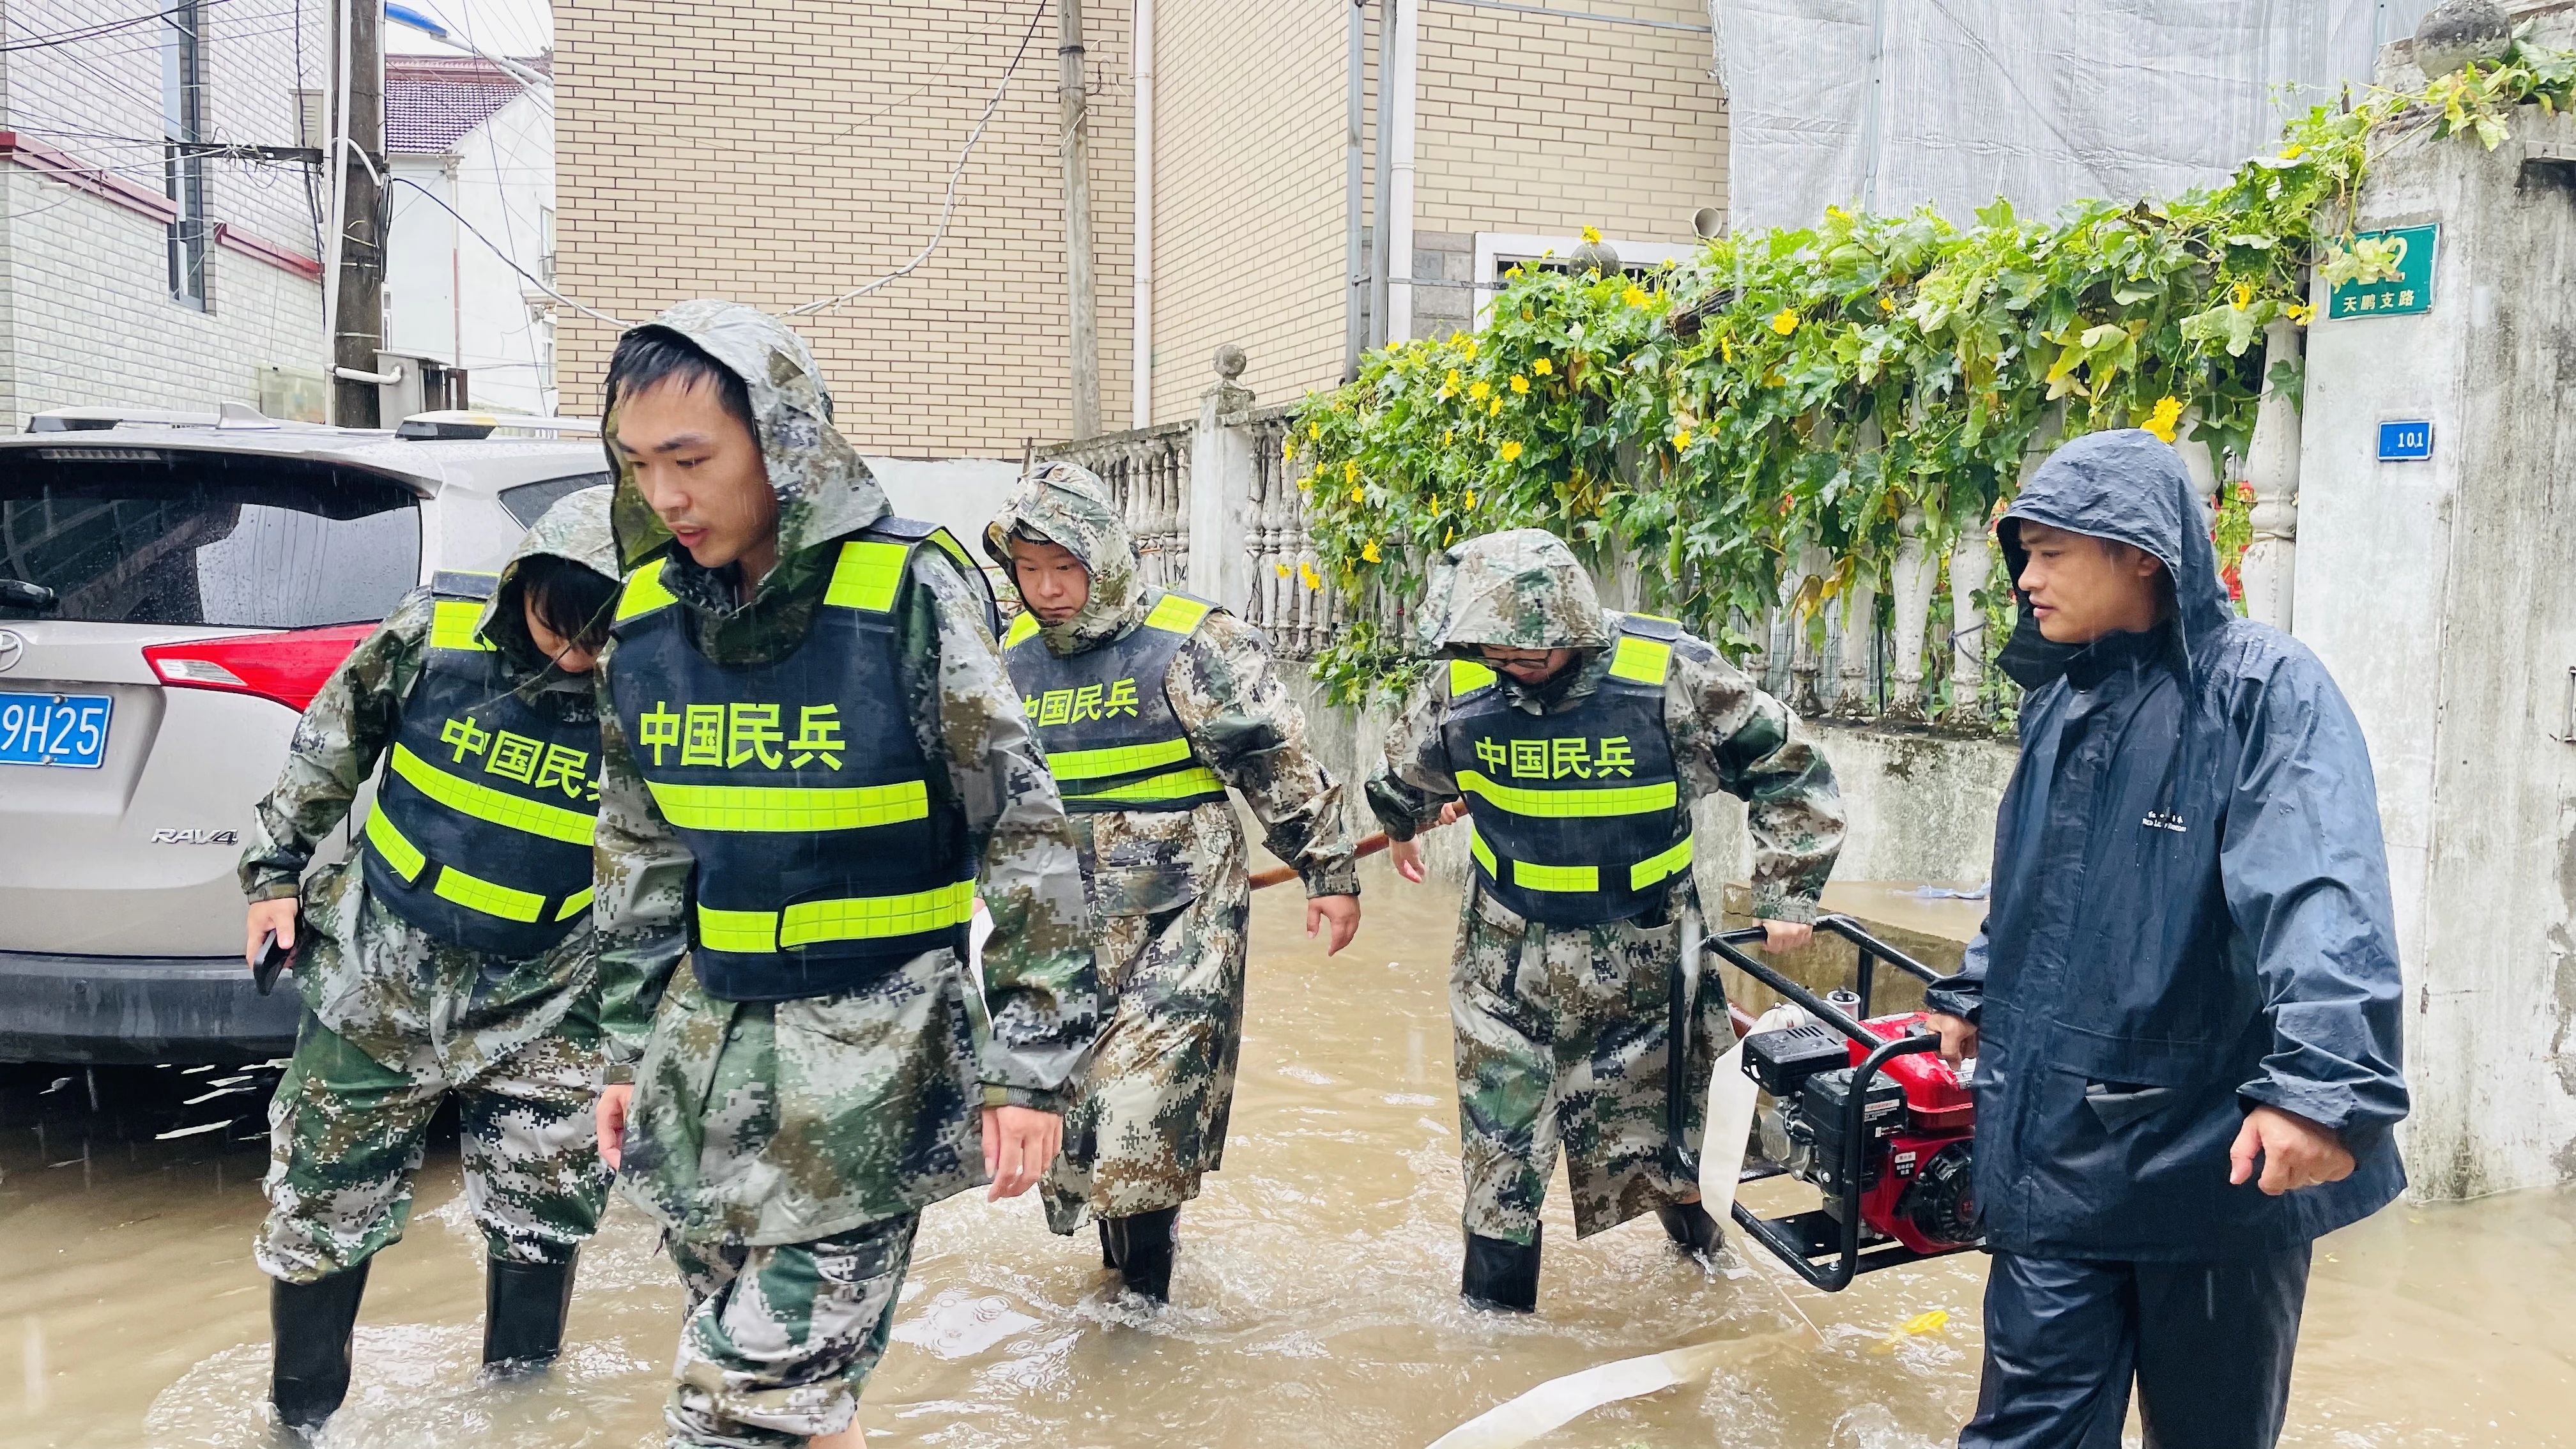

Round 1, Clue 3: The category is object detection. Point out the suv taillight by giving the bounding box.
[142,624,375,712]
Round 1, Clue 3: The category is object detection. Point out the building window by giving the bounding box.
[538,205,555,285]
[1470,233,1693,330]
[162,0,209,309]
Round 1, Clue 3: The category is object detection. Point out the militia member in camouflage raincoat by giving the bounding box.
[1368,528,1844,1311]
[982,463,1360,1300]
[586,302,1098,1449]
[240,486,624,1427]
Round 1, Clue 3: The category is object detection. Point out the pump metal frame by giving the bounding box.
[1706,914,1982,1292]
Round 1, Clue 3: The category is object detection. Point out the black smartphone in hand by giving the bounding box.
[253,930,293,995]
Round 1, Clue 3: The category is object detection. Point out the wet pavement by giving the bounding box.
[4,868,2573,1448]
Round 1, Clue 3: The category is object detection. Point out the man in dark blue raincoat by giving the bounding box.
[1922,429,2408,1449]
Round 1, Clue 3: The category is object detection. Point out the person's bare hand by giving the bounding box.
[983,1105,1062,1200]
[1436,801,1468,827]
[595,1083,634,1170]
[245,898,298,969]
[1759,919,1813,953]
[1924,1011,1979,1064]
[2229,1105,2354,1195]
[1390,837,1427,884]
[1307,894,1361,955]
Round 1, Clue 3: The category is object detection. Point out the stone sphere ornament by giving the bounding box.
[2412,0,2512,79]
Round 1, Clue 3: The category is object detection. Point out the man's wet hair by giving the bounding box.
[514,554,618,656]
[602,326,756,439]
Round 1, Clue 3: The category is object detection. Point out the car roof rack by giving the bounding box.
[396,410,603,441]
[26,402,346,434]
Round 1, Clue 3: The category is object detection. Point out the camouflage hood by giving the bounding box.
[605,300,889,589]
[475,482,620,680]
[1419,528,1617,657]
[979,461,1142,656]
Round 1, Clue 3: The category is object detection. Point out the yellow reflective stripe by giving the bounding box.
[389,745,597,845]
[824,540,909,613]
[647,779,929,832]
[433,864,547,923]
[556,885,594,921]
[1004,611,1039,647]
[429,599,494,652]
[1142,593,1213,634]
[617,559,677,621]
[696,906,779,953]
[1514,859,1600,893]
[1456,769,1677,818]
[1450,659,1498,695]
[1630,834,1694,891]
[364,807,425,882]
[1609,636,1673,686]
[1046,737,1192,782]
[1062,765,1227,804]
[783,880,975,946]
[927,527,977,576]
[696,882,977,953]
[1469,823,1498,878]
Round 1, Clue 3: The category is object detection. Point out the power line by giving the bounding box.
[0,0,249,53]
[385,174,626,325]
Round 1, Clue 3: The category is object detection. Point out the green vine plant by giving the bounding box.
[1290,36,2575,707]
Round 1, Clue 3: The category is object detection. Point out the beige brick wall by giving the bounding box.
[556,0,1134,456]
[1143,1,1353,426]
[1413,1,1726,252]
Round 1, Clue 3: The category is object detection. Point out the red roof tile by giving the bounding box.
[385,52,550,155]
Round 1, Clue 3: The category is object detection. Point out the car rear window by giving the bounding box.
[0,448,422,627]
[499,471,611,528]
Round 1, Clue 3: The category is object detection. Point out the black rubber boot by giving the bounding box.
[270,1259,371,1432]
[1657,1200,1724,1257]
[1096,1217,1119,1269]
[1103,1207,1180,1302]
[482,1251,579,1370]
[1461,1227,1541,1313]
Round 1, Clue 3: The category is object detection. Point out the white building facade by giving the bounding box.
[383,54,556,416]
[0,0,327,424]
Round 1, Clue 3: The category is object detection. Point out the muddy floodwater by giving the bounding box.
[6,868,2573,1448]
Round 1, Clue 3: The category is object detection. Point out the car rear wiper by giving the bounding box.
[0,579,59,610]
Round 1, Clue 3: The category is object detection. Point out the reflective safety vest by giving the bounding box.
[1439,615,1694,926]
[606,519,989,1002]
[360,571,602,958]
[1002,590,1229,813]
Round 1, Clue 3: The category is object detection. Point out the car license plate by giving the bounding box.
[0,691,112,769]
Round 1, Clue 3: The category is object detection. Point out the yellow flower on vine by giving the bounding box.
[1468,379,1492,402]
[2231,282,2254,310]
[1719,334,1735,364]
[1282,438,1296,463]
[2280,143,2305,160]
[1771,308,1799,335]
[1275,562,1291,577]
[1308,422,1321,441]
[1623,284,1651,309]
[1361,538,1383,564]
[1489,397,1504,417]
[1344,459,1359,484]
[1460,337,1478,360]
[1445,368,1462,390]
[1673,427,1694,448]
[1350,485,1365,504]
[2285,301,2313,325]
[1499,440,1524,463]
[1300,561,1322,590]
[1510,374,1529,394]
[1464,489,1476,509]
[1581,224,1603,245]
[1879,295,1896,313]
[2142,395,2184,443]
[1443,428,1455,446]
[1532,357,1553,377]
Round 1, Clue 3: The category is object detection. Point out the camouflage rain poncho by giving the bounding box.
[984,463,1357,1230]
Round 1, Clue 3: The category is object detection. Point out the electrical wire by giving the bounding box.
[784,0,1048,316]
[0,0,247,53]
[386,174,627,325]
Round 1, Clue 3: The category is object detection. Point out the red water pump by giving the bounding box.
[1706,917,1983,1291]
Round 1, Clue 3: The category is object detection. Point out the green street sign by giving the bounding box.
[2327,223,2437,319]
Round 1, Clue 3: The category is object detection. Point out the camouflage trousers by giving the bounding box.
[1040,825,1252,1233]
[661,1213,919,1449]
[1450,884,1724,1245]
[257,999,610,1284]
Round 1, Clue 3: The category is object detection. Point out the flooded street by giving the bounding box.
[6,868,2573,1448]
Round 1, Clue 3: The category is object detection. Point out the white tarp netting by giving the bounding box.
[1712,0,2436,233]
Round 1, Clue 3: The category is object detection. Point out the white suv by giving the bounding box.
[0,405,609,1065]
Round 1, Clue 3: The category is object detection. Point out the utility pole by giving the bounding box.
[1059,0,1100,439]
[327,0,386,427]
